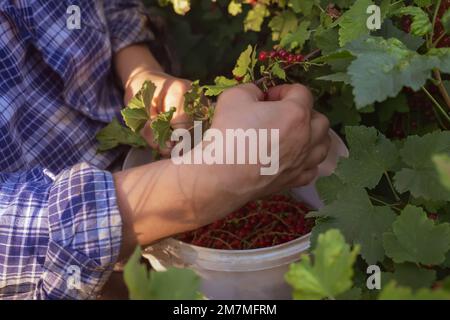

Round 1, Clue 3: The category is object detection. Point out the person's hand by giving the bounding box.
[124,70,192,155]
[209,83,331,199]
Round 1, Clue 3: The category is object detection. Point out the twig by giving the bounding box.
[433,69,450,111]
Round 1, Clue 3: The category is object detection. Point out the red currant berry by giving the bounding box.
[258,51,268,61]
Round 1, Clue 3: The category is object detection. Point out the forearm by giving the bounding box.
[113,159,253,259]
[113,44,164,90]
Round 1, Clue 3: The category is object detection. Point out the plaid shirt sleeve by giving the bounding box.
[0,163,122,300]
[103,0,155,53]
[0,0,156,299]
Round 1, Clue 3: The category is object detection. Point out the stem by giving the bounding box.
[432,32,446,47]
[433,69,450,110]
[430,0,442,48]
[384,172,400,202]
[422,86,450,123]
[369,196,401,212]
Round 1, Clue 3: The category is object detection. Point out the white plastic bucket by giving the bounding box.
[123,130,348,300]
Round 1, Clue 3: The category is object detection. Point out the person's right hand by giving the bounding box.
[209,83,331,199]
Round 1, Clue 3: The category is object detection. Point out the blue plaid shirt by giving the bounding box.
[0,0,153,299]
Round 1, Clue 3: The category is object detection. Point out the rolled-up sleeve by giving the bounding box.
[0,163,122,300]
[103,0,155,53]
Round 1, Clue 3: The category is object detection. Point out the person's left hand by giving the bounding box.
[124,70,192,155]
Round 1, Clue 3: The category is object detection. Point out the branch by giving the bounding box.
[434,69,450,111]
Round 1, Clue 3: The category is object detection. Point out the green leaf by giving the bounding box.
[170,0,191,15]
[228,0,242,16]
[394,131,450,201]
[244,4,268,32]
[393,7,432,36]
[383,263,436,290]
[232,45,253,78]
[269,10,298,41]
[124,247,201,300]
[426,48,450,74]
[442,8,450,34]
[310,188,396,264]
[379,281,450,300]
[289,0,318,16]
[376,93,409,123]
[345,37,434,108]
[326,86,361,127]
[280,21,311,50]
[316,72,351,84]
[203,76,238,96]
[335,126,398,189]
[271,62,286,80]
[383,205,450,265]
[96,118,147,151]
[285,229,359,300]
[413,0,432,7]
[127,80,156,111]
[315,174,348,205]
[150,107,176,148]
[433,154,450,191]
[314,27,340,55]
[376,19,424,51]
[121,108,148,132]
[337,0,374,46]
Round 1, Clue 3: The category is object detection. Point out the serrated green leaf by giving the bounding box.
[427,48,450,74]
[269,10,298,41]
[271,62,286,80]
[280,21,311,50]
[203,76,238,96]
[124,247,201,300]
[314,26,340,55]
[335,126,398,189]
[170,0,191,15]
[394,7,432,36]
[228,0,242,16]
[345,37,434,108]
[150,107,176,148]
[96,118,147,151]
[383,205,450,265]
[379,281,450,300]
[413,0,432,7]
[376,93,409,123]
[433,154,450,191]
[289,0,318,16]
[121,108,148,132]
[232,45,253,78]
[315,174,348,205]
[310,188,395,264]
[244,3,268,32]
[394,131,450,201]
[385,263,436,290]
[285,229,359,300]
[127,80,156,111]
[376,19,424,51]
[337,0,374,46]
[316,72,351,84]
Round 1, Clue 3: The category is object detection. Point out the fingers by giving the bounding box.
[266,84,314,109]
[309,111,331,147]
[289,167,319,187]
[218,83,264,105]
[140,123,173,157]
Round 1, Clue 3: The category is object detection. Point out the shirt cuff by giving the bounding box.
[105,2,155,53]
[36,163,122,299]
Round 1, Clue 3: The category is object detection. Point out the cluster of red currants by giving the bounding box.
[176,194,314,250]
[258,49,304,64]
